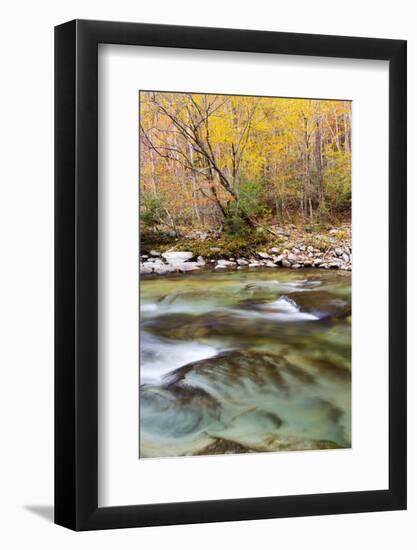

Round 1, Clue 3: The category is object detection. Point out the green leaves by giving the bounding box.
[140,191,167,230]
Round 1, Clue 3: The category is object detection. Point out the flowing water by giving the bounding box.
[139,269,351,458]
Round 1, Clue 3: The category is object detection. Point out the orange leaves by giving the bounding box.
[139,91,351,227]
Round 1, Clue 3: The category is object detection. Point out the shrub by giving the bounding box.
[140,191,167,231]
[223,180,269,238]
[334,230,349,240]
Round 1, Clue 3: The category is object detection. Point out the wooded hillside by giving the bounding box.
[139,92,351,236]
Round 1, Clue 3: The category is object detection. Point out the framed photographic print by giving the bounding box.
[55,19,407,530]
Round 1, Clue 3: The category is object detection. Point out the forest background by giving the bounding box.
[139,91,351,253]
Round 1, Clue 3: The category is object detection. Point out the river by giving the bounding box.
[139,268,351,458]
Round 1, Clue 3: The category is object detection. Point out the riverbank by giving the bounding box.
[140,224,352,276]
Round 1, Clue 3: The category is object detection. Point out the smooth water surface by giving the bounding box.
[139,269,351,458]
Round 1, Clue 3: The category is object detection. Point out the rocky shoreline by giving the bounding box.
[140,239,352,276]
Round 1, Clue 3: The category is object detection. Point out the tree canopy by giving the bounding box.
[140,91,351,235]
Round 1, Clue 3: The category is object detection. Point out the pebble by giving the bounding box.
[139,240,352,276]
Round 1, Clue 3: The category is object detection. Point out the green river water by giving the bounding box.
[139,269,351,458]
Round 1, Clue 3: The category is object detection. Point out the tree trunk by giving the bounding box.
[149,148,157,196]
[188,143,202,224]
[314,102,324,213]
[343,102,351,153]
[333,107,340,151]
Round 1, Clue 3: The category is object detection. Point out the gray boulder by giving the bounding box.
[216,259,236,269]
[178,262,200,272]
[237,258,249,266]
[140,264,153,274]
[162,251,194,265]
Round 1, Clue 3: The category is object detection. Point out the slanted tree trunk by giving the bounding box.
[187,142,202,224]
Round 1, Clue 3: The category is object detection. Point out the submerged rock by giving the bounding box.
[165,350,309,392]
[286,291,351,319]
[194,438,255,455]
[140,386,216,437]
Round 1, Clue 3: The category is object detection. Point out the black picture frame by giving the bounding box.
[55,19,407,531]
